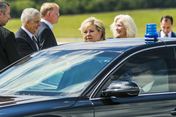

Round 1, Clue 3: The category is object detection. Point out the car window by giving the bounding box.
[118,60,168,94]
[0,50,120,97]
[97,48,176,97]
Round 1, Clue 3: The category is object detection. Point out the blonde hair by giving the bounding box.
[79,17,105,39]
[40,2,59,18]
[110,14,137,38]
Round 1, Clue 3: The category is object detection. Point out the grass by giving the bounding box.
[5,8,176,42]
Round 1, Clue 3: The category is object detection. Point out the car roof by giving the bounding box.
[42,38,176,53]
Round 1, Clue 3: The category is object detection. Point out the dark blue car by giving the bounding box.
[0,38,176,117]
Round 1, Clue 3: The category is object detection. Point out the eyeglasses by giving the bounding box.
[50,11,60,16]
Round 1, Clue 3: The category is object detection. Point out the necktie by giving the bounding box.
[165,34,168,37]
[32,36,39,50]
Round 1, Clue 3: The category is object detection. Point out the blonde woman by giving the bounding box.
[110,14,137,38]
[79,17,105,42]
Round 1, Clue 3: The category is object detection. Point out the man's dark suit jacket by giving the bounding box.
[15,27,39,58]
[0,25,19,70]
[35,22,57,50]
[157,30,176,37]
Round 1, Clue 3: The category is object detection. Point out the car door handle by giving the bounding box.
[171,108,176,115]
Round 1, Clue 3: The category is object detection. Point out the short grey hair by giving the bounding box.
[110,14,137,38]
[0,1,9,15]
[21,8,40,26]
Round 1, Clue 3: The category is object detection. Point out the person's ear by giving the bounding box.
[99,31,102,37]
[171,24,173,28]
[0,11,3,18]
[25,20,31,27]
[46,11,51,17]
[26,20,30,24]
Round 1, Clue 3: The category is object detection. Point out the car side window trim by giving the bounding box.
[90,91,176,101]
[89,45,174,99]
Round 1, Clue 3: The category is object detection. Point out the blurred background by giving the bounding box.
[4,0,176,43]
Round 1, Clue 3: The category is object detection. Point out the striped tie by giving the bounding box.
[32,36,39,50]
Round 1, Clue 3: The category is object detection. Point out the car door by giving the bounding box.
[91,47,176,117]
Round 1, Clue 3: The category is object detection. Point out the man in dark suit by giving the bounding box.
[15,8,41,58]
[157,15,176,38]
[0,1,19,70]
[35,3,59,50]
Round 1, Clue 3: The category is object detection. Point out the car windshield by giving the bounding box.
[0,50,120,97]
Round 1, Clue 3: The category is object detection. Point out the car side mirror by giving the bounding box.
[102,81,140,98]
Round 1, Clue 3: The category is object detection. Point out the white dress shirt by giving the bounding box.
[160,31,171,38]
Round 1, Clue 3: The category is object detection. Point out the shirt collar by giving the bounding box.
[41,18,54,30]
[21,26,34,39]
[161,31,172,38]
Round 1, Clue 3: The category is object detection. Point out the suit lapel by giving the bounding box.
[171,31,176,37]
[158,30,161,37]
[40,22,57,44]
[20,28,38,51]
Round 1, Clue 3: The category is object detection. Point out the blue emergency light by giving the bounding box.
[145,23,158,43]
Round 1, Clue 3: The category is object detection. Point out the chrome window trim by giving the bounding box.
[90,91,176,101]
[89,44,176,100]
